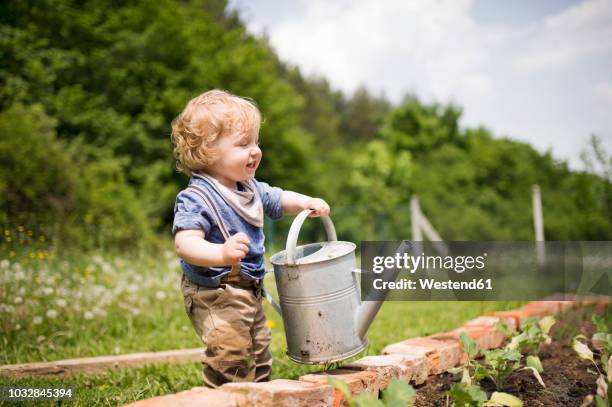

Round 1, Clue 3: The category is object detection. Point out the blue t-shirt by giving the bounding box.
[172,176,283,287]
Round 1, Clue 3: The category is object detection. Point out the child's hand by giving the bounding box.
[305,198,330,218]
[222,232,250,264]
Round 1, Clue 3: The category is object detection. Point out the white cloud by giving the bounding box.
[514,0,612,72]
[595,80,612,103]
[264,0,504,102]
[235,0,612,170]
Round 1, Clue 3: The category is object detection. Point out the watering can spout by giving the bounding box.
[355,298,384,340]
[354,240,413,340]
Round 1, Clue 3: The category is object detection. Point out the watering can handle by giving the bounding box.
[286,209,337,265]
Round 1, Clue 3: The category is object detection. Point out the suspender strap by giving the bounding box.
[187,184,241,279]
[187,185,231,240]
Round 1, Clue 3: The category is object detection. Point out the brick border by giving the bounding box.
[124,297,610,407]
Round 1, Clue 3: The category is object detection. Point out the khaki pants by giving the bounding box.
[181,274,272,388]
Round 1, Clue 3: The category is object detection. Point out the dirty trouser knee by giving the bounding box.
[181,275,272,388]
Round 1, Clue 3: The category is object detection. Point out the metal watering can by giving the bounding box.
[268,209,390,365]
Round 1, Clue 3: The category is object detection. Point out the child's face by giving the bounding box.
[206,128,261,188]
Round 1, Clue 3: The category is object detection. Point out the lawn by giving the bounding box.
[0,235,524,406]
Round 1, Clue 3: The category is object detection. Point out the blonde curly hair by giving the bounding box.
[171,89,262,176]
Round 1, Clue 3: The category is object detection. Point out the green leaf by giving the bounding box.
[473,362,490,382]
[520,367,545,387]
[460,331,478,359]
[448,382,487,406]
[486,392,523,406]
[447,367,464,375]
[354,391,385,407]
[592,315,608,333]
[505,332,526,351]
[383,378,416,407]
[538,316,555,335]
[526,355,543,373]
[594,395,607,407]
[573,338,594,362]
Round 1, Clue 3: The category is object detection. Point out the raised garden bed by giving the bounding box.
[414,304,610,407]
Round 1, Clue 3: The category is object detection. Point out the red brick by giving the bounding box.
[124,387,245,407]
[431,326,505,355]
[299,368,380,402]
[463,316,504,328]
[221,379,333,407]
[522,301,561,315]
[493,309,534,329]
[345,354,417,387]
[382,337,462,375]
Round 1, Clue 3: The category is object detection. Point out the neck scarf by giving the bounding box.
[193,172,264,227]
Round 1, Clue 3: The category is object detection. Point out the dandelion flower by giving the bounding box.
[84,311,94,320]
[15,324,21,330]
[14,270,25,281]
[155,291,167,300]
[33,316,43,325]
[42,287,54,295]
[0,259,9,269]
[37,335,46,343]
[130,308,141,316]
[46,309,58,319]
[56,298,67,308]
[14,296,23,304]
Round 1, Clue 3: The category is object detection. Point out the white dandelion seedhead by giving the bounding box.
[155,291,167,300]
[84,311,94,320]
[46,309,58,319]
[0,259,10,269]
[33,316,43,325]
[14,296,23,304]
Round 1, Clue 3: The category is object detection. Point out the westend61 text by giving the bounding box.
[373,278,493,291]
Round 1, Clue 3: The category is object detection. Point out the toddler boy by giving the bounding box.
[171,89,329,387]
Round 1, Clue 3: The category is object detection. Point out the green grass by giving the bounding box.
[0,238,524,406]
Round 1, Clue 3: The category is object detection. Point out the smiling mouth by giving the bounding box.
[247,161,257,170]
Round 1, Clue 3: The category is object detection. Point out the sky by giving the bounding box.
[228,0,612,171]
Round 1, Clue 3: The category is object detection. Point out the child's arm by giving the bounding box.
[281,191,330,217]
[175,229,251,267]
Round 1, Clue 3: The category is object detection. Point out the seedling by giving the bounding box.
[505,316,555,374]
[482,348,522,389]
[573,330,611,406]
[446,332,525,406]
[327,377,416,407]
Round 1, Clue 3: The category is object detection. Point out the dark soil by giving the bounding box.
[414,305,610,407]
